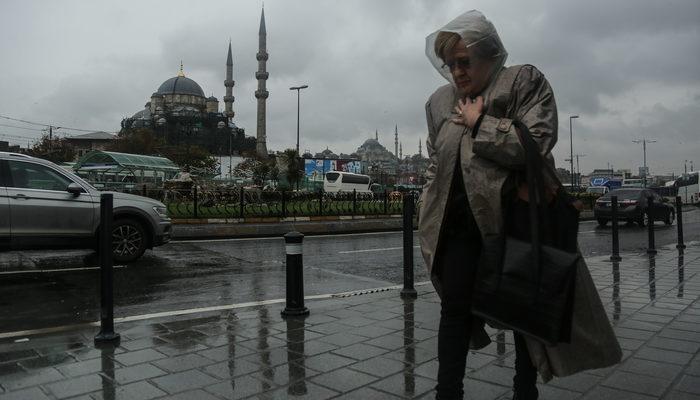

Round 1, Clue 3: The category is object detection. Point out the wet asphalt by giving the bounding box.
[1,208,698,334]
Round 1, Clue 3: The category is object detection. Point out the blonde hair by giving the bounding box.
[434,31,503,62]
[434,31,461,61]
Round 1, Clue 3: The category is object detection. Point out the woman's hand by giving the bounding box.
[452,96,484,128]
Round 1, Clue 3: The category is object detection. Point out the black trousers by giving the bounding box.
[435,225,539,399]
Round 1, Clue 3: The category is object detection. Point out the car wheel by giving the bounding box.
[597,219,608,227]
[112,219,147,263]
[665,210,675,225]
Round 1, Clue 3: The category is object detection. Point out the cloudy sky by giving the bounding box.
[1,0,698,176]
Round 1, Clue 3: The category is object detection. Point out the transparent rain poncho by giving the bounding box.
[425,10,509,87]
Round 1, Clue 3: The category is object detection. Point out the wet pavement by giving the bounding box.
[3,208,699,334]
[0,243,699,399]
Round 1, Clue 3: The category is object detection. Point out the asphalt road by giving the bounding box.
[1,208,698,333]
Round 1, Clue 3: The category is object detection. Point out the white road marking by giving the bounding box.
[339,245,420,254]
[0,265,127,275]
[0,280,433,340]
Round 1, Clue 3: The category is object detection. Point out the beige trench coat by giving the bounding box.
[419,64,622,381]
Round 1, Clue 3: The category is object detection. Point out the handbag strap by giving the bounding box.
[512,120,549,283]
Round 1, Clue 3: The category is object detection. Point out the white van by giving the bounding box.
[323,172,372,193]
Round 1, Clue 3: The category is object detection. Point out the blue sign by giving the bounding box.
[591,177,608,186]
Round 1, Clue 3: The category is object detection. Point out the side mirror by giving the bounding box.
[66,183,84,196]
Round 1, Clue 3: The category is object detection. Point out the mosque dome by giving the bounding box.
[156,76,205,97]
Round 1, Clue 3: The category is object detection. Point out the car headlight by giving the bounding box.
[153,206,169,218]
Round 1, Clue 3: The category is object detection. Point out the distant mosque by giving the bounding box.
[302,125,428,185]
[121,8,270,158]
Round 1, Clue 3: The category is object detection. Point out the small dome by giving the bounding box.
[156,76,205,97]
[131,107,151,120]
[207,96,218,101]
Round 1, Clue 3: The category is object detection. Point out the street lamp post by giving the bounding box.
[569,115,579,188]
[289,85,308,155]
[632,139,657,188]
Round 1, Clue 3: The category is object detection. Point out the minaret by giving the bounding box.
[394,124,399,159]
[419,139,423,157]
[399,142,403,160]
[224,41,235,121]
[375,129,378,141]
[255,7,269,157]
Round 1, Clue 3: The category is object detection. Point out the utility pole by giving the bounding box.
[289,85,308,155]
[569,115,579,188]
[47,125,60,151]
[633,138,657,188]
[574,153,586,187]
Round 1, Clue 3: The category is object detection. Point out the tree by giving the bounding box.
[281,149,303,190]
[109,128,165,154]
[28,134,75,163]
[233,157,279,187]
[109,128,217,177]
[162,144,218,177]
[252,160,271,186]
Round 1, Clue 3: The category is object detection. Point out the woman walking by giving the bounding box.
[419,10,621,400]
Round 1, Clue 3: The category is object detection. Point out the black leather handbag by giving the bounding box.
[471,120,580,346]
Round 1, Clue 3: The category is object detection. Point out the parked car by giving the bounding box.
[594,188,675,227]
[0,152,171,262]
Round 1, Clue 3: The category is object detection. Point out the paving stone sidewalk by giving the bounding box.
[0,244,699,400]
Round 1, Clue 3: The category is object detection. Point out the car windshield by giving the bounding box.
[587,187,606,194]
[602,189,644,200]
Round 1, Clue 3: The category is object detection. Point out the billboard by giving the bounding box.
[304,159,363,181]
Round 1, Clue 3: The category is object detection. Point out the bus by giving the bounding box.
[323,171,372,193]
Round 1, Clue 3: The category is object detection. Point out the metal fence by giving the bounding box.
[130,187,416,219]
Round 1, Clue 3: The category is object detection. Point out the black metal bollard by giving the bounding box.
[239,187,245,219]
[318,190,323,216]
[401,193,417,299]
[610,195,622,261]
[193,185,198,219]
[676,196,686,249]
[281,191,287,219]
[384,190,388,215]
[95,193,120,345]
[352,189,357,216]
[646,196,657,255]
[281,232,309,317]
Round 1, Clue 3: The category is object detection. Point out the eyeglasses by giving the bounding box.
[442,58,471,71]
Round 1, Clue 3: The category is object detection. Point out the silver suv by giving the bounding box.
[0,152,171,263]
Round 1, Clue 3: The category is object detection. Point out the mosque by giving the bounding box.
[120,9,270,159]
